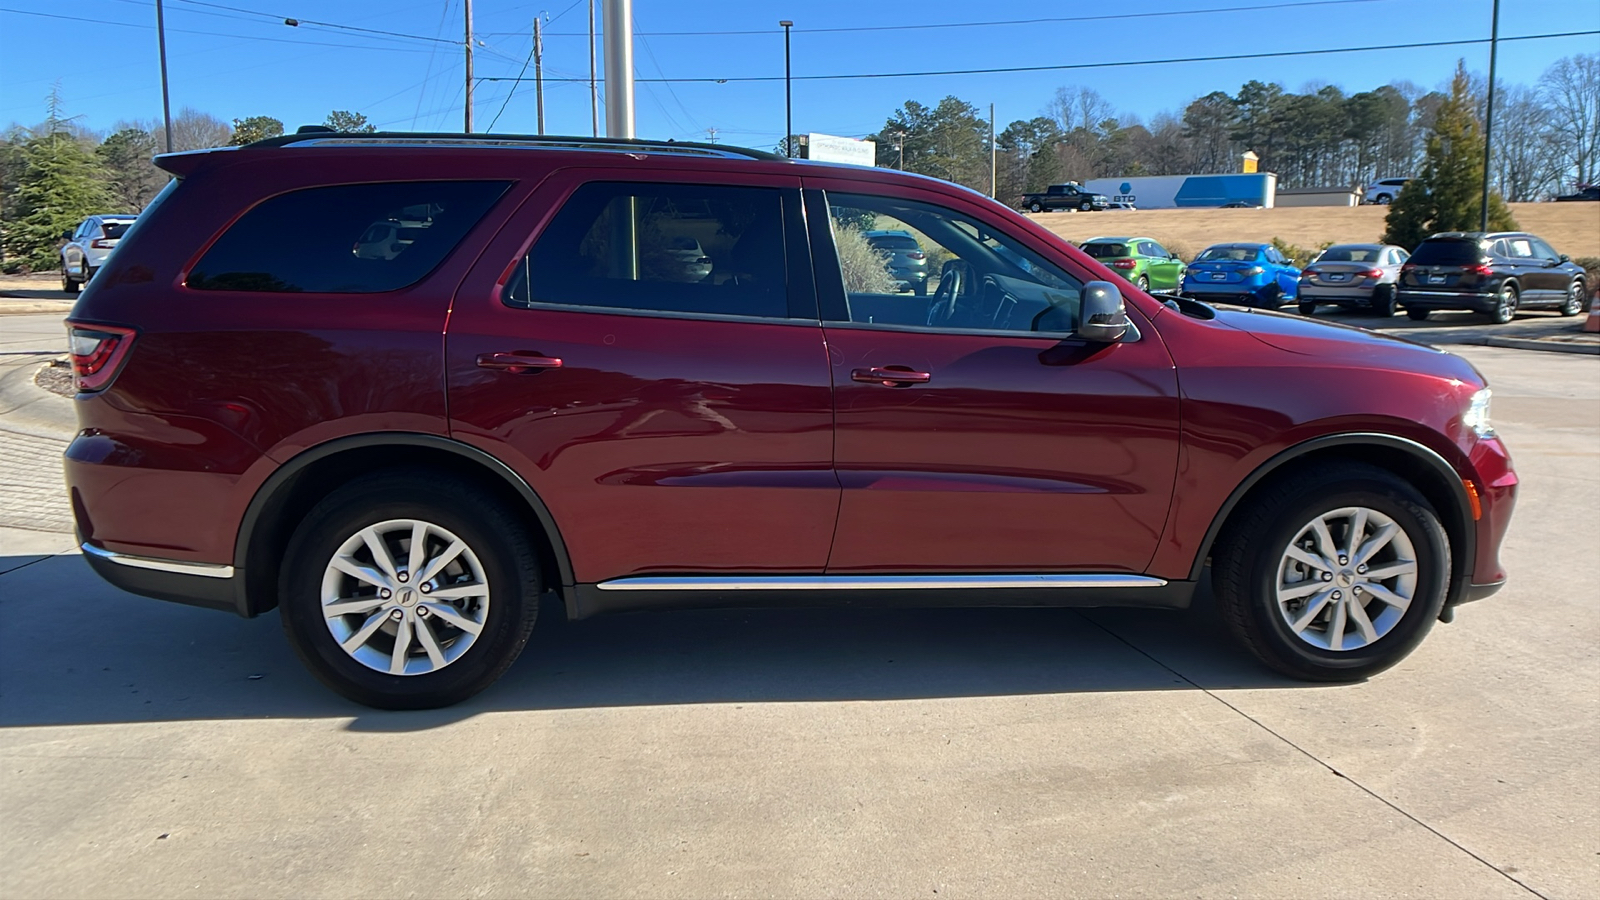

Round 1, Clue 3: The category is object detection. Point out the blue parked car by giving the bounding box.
[1180,242,1301,307]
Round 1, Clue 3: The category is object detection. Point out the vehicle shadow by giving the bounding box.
[0,554,1313,732]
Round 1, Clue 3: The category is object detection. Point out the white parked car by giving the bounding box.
[1364,178,1410,205]
[60,214,138,292]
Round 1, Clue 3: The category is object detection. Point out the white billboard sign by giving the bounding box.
[806,132,876,166]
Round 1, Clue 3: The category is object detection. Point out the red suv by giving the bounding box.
[64,132,1517,709]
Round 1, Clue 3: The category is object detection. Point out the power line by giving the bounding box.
[168,0,460,44]
[485,17,538,132]
[476,30,1600,84]
[481,0,1391,37]
[0,6,440,53]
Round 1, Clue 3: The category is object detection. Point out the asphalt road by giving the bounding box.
[0,336,1595,898]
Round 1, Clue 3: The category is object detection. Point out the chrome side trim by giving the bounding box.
[81,543,235,579]
[595,574,1168,592]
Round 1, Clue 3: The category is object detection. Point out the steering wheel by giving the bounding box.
[926,260,973,327]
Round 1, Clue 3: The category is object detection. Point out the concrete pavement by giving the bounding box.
[0,332,1595,897]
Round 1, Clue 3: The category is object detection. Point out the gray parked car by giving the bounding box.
[1298,243,1410,317]
[864,229,929,295]
[60,214,139,293]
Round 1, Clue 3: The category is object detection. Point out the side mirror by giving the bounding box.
[1078,280,1129,343]
[1560,253,1571,262]
[61,230,71,240]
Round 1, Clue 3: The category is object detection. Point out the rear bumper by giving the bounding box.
[1300,285,1380,303]
[80,541,246,616]
[1397,289,1496,312]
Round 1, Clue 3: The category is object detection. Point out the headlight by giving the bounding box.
[1242,266,1264,276]
[1463,388,1494,438]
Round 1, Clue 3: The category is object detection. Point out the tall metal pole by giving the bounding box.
[602,0,634,138]
[588,0,599,137]
[464,0,475,133]
[779,21,793,157]
[534,17,545,135]
[989,102,996,198]
[1480,0,1499,231]
[155,0,173,152]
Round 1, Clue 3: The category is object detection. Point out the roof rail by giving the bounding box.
[245,130,783,161]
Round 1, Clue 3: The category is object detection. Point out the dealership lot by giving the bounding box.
[0,314,1595,897]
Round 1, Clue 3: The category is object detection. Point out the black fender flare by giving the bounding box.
[233,432,575,615]
[1187,432,1475,587]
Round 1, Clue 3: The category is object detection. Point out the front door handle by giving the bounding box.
[852,365,931,386]
[477,352,563,374]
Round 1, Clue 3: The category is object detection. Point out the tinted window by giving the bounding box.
[505,182,791,320]
[1144,241,1170,258]
[1197,246,1262,262]
[189,181,509,293]
[868,235,920,251]
[1409,240,1484,266]
[103,222,134,239]
[826,192,1084,335]
[1082,242,1130,258]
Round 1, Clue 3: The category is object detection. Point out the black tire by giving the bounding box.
[1029,202,1043,213]
[1371,284,1397,317]
[61,268,80,293]
[1491,283,1518,325]
[1257,283,1284,308]
[1079,200,1093,212]
[1558,280,1585,316]
[1211,462,1451,682]
[1376,193,1392,205]
[1135,275,1149,292]
[279,470,541,709]
[1297,300,1316,316]
[1405,306,1430,321]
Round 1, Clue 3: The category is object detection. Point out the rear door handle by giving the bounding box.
[851,366,931,386]
[476,352,563,373]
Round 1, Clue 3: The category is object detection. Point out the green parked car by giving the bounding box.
[1079,236,1185,292]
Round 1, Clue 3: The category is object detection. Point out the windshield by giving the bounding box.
[1318,246,1379,263]
[1197,246,1262,262]
[1410,240,1484,265]
[1081,242,1129,259]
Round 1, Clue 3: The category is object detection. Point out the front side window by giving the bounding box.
[188,180,510,293]
[504,182,791,320]
[1529,238,1561,262]
[825,192,1084,334]
[1143,241,1170,258]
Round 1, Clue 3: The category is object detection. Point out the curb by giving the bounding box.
[1479,336,1600,356]
[0,359,76,441]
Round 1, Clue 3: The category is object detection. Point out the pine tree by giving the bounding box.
[5,129,114,271]
[229,115,284,146]
[324,110,377,133]
[1383,61,1517,248]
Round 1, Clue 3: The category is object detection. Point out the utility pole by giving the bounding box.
[602,0,635,138]
[155,0,173,152]
[892,130,905,169]
[779,21,794,157]
[464,0,475,133]
[989,102,996,198]
[1480,0,1500,231]
[588,0,599,136]
[534,16,545,135]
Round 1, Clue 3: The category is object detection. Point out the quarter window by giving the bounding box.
[188,180,510,293]
[824,192,1084,334]
[504,182,792,320]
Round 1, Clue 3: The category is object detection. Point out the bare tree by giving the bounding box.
[169,107,232,152]
[1491,85,1562,200]
[1540,53,1600,186]
[1048,86,1117,136]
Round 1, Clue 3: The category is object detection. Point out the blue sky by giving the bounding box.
[2,0,1596,145]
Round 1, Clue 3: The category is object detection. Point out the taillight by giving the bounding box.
[91,238,114,249]
[907,251,925,260]
[1401,264,1416,273]
[1111,258,1138,269]
[1362,268,1383,278]
[66,323,137,392]
[1468,264,1494,276]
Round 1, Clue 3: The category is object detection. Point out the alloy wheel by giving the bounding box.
[319,518,491,676]
[1275,506,1418,652]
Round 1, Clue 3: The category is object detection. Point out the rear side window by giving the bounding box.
[504,181,792,320]
[1409,240,1484,265]
[103,222,134,239]
[188,181,510,293]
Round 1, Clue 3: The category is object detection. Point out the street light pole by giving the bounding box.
[155,0,173,153]
[779,20,793,157]
[1480,0,1500,231]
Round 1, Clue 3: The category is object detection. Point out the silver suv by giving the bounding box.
[60,214,138,292]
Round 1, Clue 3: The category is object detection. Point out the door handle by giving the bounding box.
[476,352,563,373]
[852,366,931,386]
